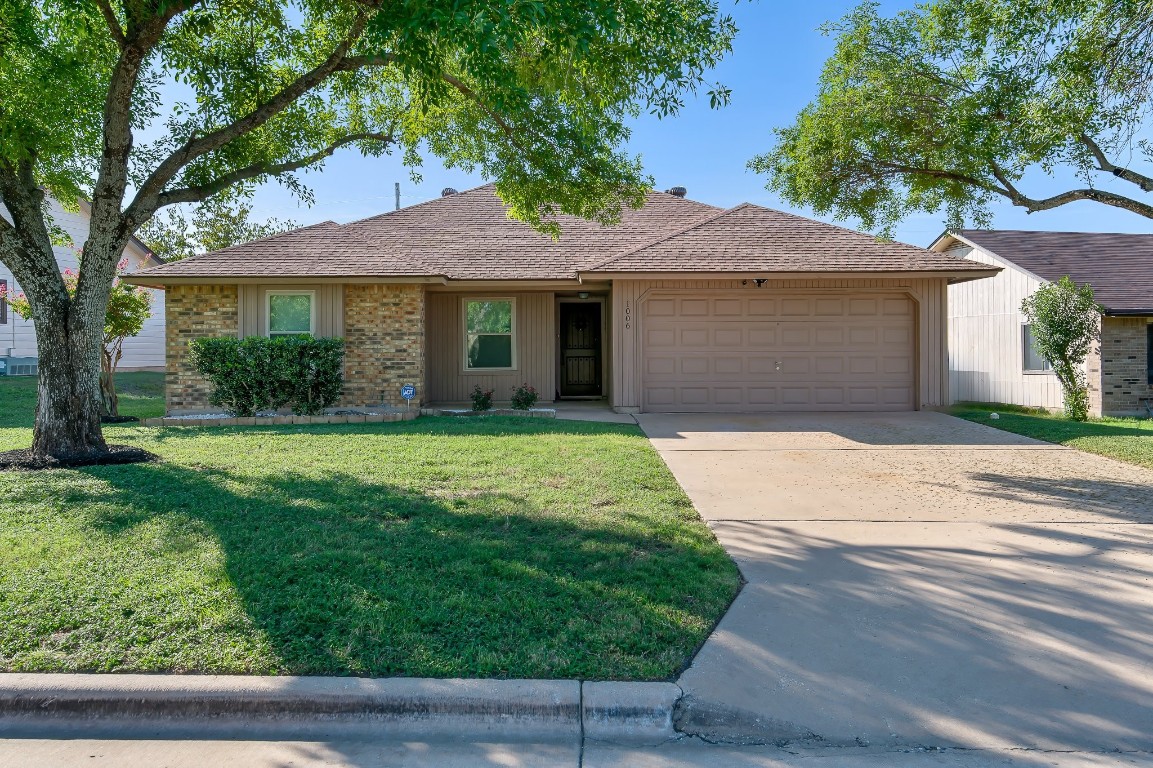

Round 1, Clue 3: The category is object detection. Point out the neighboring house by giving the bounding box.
[126,185,996,415]
[0,195,167,374]
[931,230,1153,417]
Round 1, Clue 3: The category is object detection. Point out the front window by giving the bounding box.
[1022,324,1051,372]
[268,291,314,337]
[464,298,515,369]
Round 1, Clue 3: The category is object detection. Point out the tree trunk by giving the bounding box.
[30,291,109,461]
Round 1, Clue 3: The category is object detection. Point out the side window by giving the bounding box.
[267,292,314,337]
[0,279,7,325]
[1022,324,1051,372]
[464,298,515,370]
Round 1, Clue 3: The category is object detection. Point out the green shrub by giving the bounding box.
[471,385,494,411]
[510,383,539,410]
[189,336,345,416]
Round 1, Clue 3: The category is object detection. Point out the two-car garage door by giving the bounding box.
[641,293,916,412]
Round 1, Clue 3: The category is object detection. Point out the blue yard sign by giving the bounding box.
[400,384,416,401]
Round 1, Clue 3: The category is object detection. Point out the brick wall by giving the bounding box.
[165,284,238,413]
[1092,316,1152,416]
[341,284,425,407]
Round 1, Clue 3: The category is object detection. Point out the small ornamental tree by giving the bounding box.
[1,257,151,418]
[1020,276,1103,421]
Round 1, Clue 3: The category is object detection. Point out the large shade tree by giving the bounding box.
[752,0,1153,235]
[0,0,735,462]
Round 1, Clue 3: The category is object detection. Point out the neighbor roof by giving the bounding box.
[948,230,1153,314]
[129,184,996,284]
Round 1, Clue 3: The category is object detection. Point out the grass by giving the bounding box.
[950,401,1153,470]
[0,373,739,679]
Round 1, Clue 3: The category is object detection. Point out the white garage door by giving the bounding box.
[641,293,916,412]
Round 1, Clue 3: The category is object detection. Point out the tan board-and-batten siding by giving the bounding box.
[610,278,950,412]
[425,291,558,403]
[237,284,344,338]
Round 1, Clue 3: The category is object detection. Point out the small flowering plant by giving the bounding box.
[510,382,539,410]
[2,252,151,417]
[470,385,494,411]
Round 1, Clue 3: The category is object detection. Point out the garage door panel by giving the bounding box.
[815,357,844,374]
[641,292,916,412]
[714,328,743,346]
[680,357,709,374]
[715,357,743,375]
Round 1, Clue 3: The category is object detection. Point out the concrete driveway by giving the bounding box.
[636,412,1153,752]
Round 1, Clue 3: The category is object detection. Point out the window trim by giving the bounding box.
[266,290,316,338]
[1022,323,1053,374]
[462,296,517,372]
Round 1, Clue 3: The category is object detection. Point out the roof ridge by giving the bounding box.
[345,183,496,226]
[961,228,1153,237]
[584,203,750,271]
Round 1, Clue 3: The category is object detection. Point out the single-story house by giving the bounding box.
[931,230,1153,417]
[126,185,996,415]
[0,195,167,375]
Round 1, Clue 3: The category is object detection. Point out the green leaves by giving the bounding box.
[4,0,737,233]
[1020,276,1102,420]
[190,335,346,416]
[752,0,1153,235]
[138,198,298,261]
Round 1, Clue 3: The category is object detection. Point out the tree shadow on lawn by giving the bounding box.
[72,459,738,681]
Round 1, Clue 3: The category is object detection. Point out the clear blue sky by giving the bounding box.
[242,1,1152,248]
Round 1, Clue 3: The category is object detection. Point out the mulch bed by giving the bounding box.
[0,445,158,471]
[101,415,140,424]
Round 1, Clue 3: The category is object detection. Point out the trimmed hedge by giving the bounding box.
[189,336,345,416]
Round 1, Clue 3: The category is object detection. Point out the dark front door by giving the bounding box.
[559,302,603,397]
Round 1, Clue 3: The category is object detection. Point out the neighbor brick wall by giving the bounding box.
[165,284,239,413]
[1091,316,1152,416]
[341,284,425,407]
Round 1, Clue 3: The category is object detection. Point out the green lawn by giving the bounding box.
[950,402,1153,470]
[0,373,739,679]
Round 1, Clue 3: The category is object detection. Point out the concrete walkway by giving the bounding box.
[637,412,1153,752]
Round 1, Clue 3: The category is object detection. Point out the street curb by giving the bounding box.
[0,674,681,744]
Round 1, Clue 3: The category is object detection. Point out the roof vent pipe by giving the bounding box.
[666,186,687,198]
[441,187,458,197]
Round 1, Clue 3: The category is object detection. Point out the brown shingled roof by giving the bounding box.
[956,230,1153,314]
[337,184,720,280]
[128,220,439,278]
[129,185,994,283]
[583,204,995,274]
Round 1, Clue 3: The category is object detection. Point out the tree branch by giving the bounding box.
[865,158,1010,197]
[149,132,395,211]
[1079,133,1153,192]
[0,160,68,304]
[125,13,377,223]
[1008,186,1153,218]
[92,0,126,47]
